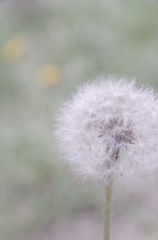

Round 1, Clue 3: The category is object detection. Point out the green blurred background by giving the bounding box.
[1,0,158,239]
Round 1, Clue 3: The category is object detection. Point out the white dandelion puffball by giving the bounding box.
[55,77,158,186]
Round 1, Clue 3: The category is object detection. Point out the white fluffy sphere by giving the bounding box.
[55,77,158,187]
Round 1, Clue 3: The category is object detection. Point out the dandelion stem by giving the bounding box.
[104,176,113,240]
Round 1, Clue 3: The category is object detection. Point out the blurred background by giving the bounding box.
[1,0,158,239]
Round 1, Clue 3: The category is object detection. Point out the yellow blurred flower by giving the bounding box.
[2,35,27,62]
[38,64,61,87]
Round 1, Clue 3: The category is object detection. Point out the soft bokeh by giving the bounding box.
[0,0,158,239]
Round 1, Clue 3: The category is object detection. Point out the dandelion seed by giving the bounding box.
[55,76,158,186]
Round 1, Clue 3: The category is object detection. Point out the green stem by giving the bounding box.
[104,176,113,240]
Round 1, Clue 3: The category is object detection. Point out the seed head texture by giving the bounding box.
[55,77,158,187]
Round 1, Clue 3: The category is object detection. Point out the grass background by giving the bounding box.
[0,0,158,239]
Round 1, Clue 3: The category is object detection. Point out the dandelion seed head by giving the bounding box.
[55,76,158,187]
